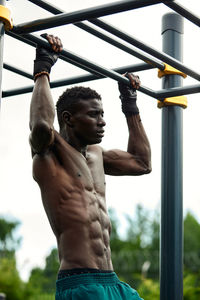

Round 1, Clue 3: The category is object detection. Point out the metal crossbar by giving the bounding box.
[12,0,162,34]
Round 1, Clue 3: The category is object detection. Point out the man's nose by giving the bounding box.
[98,116,106,127]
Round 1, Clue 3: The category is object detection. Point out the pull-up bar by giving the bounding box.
[90,18,200,82]
[6,31,156,98]
[3,63,33,80]
[27,0,165,70]
[2,63,154,98]
[5,31,200,99]
[11,0,200,82]
[13,0,161,34]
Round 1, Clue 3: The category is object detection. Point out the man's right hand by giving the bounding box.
[118,72,140,116]
[33,33,63,81]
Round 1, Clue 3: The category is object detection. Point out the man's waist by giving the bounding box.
[58,268,113,280]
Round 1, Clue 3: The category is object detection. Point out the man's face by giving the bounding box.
[71,98,106,145]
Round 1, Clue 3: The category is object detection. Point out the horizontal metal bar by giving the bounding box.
[76,22,164,69]
[156,84,200,99]
[2,63,155,98]
[3,78,200,100]
[6,31,110,76]
[90,19,200,82]
[7,31,156,97]
[163,1,200,27]
[3,63,33,79]
[27,0,165,70]
[13,0,162,34]
[27,0,65,15]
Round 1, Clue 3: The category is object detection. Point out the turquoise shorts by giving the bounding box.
[56,271,143,300]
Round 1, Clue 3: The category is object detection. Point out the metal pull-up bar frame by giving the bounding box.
[1,1,200,300]
[2,0,200,100]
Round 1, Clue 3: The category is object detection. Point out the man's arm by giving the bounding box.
[29,34,62,154]
[103,73,151,176]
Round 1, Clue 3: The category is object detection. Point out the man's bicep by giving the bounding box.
[102,148,146,176]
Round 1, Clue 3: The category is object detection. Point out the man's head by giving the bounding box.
[56,86,101,129]
[56,86,106,146]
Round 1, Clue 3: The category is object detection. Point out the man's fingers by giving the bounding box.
[40,33,63,52]
[128,73,141,90]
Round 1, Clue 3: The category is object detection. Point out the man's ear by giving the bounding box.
[62,111,73,127]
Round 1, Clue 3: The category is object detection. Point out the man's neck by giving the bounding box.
[60,130,88,158]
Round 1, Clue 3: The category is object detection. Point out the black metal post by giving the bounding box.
[0,0,6,107]
[160,13,184,300]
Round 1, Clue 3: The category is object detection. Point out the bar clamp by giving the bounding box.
[0,5,13,30]
[157,63,188,108]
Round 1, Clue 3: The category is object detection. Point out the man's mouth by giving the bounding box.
[97,130,104,138]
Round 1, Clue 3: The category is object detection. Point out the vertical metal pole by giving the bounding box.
[0,0,6,108]
[160,13,184,300]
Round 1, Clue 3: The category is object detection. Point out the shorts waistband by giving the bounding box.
[56,271,119,290]
[58,268,113,279]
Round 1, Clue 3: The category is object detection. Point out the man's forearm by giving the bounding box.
[126,114,151,172]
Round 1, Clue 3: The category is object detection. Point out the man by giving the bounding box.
[29,34,151,300]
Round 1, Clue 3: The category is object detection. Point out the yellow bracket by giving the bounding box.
[158,63,187,79]
[0,5,13,30]
[157,96,188,109]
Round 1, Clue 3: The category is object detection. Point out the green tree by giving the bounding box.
[109,205,160,287]
[0,216,33,300]
[0,217,21,257]
[184,212,200,273]
[28,248,59,295]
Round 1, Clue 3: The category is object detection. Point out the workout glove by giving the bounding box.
[33,33,60,80]
[118,73,139,116]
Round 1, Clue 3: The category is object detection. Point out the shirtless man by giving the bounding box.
[29,34,151,300]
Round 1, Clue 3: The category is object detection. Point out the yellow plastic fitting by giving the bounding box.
[158,63,187,79]
[157,96,188,109]
[0,5,13,30]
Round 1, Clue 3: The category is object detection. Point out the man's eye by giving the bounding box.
[89,111,98,117]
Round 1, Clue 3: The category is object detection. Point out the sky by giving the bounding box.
[0,0,200,281]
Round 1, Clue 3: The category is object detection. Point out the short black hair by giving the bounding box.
[56,86,101,129]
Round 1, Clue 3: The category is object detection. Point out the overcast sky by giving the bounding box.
[0,0,200,281]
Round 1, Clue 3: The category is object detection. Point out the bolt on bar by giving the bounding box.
[3,63,33,79]
[163,1,200,27]
[27,0,165,70]
[90,19,200,81]
[2,62,155,98]
[13,0,162,34]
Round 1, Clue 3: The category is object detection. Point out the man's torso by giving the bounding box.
[32,130,113,271]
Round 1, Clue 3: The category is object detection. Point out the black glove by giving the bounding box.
[33,33,60,80]
[118,73,139,116]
